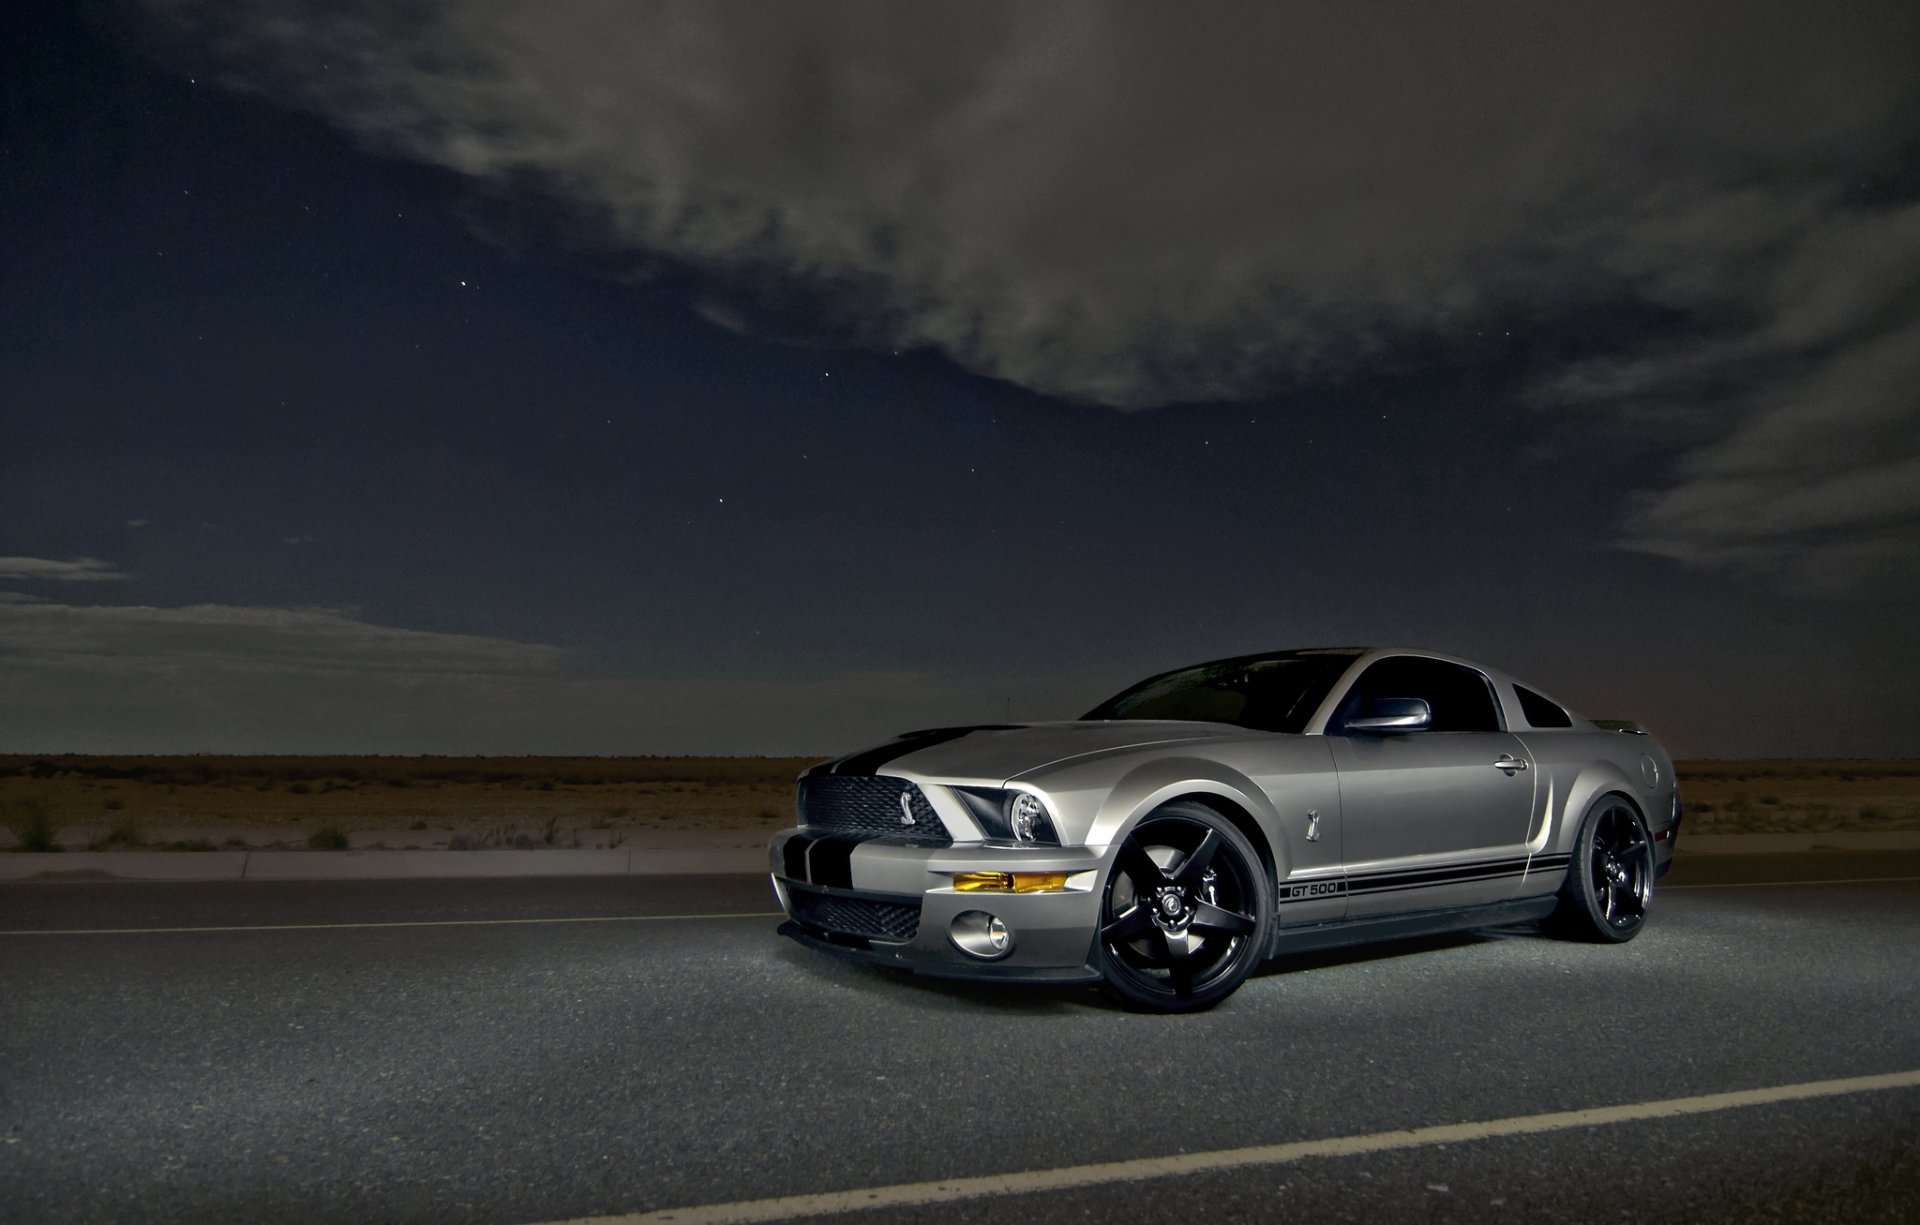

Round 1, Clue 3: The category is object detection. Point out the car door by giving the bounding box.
[1326,656,1538,917]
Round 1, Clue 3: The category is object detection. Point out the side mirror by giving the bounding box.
[1344,696,1432,733]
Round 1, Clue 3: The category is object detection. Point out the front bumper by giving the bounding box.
[769,827,1106,981]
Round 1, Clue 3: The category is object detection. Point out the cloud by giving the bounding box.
[0,598,563,676]
[0,556,129,582]
[0,593,996,752]
[129,2,1920,580]
[1533,195,1920,587]
[0,595,591,748]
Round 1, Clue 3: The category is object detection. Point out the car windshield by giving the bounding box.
[1082,650,1360,733]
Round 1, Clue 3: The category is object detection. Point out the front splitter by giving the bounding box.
[778,921,1102,984]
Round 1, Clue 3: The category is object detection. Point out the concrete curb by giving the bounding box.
[0,846,767,881]
[3,832,1917,882]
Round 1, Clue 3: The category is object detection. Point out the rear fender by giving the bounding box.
[1552,764,1644,853]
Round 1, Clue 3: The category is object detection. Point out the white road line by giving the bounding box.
[1665,875,1920,890]
[0,911,783,936]
[541,1069,1920,1225]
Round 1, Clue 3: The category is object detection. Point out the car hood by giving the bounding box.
[815,720,1251,785]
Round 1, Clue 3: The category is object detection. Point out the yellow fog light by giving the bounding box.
[950,871,1069,893]
[1012,873,1069,893]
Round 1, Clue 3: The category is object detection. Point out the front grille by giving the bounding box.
[799,775,947,842]
[788,886,921,943]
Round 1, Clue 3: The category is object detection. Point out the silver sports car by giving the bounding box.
[770,647,1679,1012]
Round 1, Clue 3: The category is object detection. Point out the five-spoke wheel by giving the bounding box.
[1093,802,1271,1012]
[1553,794,1652,943]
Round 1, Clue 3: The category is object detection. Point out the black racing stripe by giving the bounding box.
[782,833,814,883]
[1529,854,1573,871]
[805,834,867,889]
[830,725,1022,776]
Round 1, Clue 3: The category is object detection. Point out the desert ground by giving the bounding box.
[2,753,1916,851]
[0,754,815,851]
[1664,758,1920,833]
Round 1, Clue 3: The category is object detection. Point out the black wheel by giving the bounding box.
[1552,794,1653,943]
[1093,802,1271,1012]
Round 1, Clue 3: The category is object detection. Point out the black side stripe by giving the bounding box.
[1346,856,1533,894]
[1277,879,1349,903]
[1353,869,1534,897]
[1276,853,1574,903]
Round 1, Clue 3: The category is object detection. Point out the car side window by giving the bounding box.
[1335,657,1504,733]
[1514,684,1574,728]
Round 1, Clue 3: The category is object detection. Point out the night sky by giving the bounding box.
[4,1,1917,758]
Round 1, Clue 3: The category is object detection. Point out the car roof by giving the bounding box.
[1094,646,1590,734]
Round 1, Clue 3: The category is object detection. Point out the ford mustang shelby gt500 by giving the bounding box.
[770,647,1678,1011]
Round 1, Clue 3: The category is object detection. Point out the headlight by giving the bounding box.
[951,787,1061,844]
[1010,793,1045,841]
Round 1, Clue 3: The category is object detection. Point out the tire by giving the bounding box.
[1551,794,1654,943]
[1093,802,1272,1012]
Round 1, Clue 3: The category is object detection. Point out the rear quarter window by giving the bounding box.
[1515,685,1574,729]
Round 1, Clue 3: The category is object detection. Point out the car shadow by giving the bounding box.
[771,940,1101,1014]
[1248,924,1534,980]
[774,922,1552,1014]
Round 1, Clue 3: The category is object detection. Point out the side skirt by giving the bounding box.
[1266,895,1559,959]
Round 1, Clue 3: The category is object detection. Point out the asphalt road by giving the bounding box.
[2,853,1917,1225]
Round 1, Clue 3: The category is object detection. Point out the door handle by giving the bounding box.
[1494,755,1528,774]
